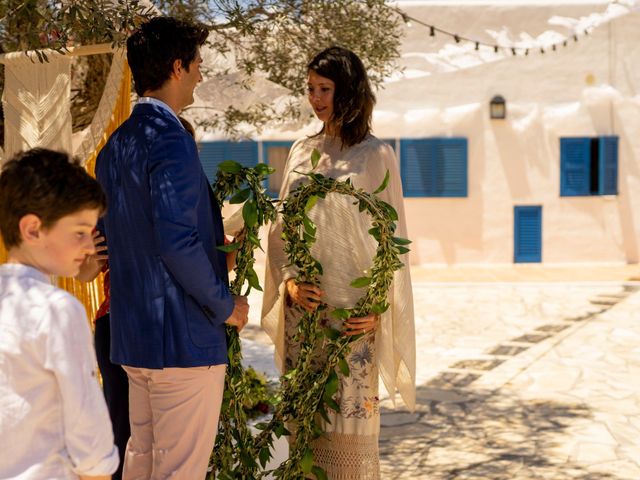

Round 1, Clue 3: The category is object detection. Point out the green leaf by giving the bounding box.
[392,236,412,245]
[317,403,332,424]
[396,246,410,255]
[301,448,314,473]
[330,308,350,320]
[217,242,241,253]
[312,466,329,480]
[373,169,390,194]
[305,195,318,213]
[382,201,399,221]
[323,395,340,412]
[229,187,251,204]
[246,268,263,291]
[311,148,321,169]
[370,302,389,314]
[259,447,271,468]
[338,358,350,377]
[302,215,317,236]
[350,276,371,288]
[254,163,275,176]
[324,370,339,398]
[323,327,341,341]
[242,199,258,227]
[247,230,261,247]
[218,160,242,173]
[368,227,380,241]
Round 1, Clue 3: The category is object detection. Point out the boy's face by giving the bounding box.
[30,208,99,277]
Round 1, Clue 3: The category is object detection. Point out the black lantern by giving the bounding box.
[490,95,506,119]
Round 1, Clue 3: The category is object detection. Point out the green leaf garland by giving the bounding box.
[208,153,410,479]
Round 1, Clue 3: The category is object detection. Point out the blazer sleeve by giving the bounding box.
[148,129,234,325]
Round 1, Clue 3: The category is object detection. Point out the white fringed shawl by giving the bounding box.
[261,134,416,411]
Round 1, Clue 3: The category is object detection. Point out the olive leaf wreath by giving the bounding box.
[209,149,410,479]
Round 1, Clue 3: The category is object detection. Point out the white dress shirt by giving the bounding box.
[0,263,118,479]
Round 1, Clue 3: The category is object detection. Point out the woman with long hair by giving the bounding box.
[262,46,416,479]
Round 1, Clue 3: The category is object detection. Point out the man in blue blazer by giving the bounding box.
[96,17,248,479]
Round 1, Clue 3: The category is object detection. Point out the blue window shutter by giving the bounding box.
[262,141,293,197]
[560,137,591,196]
[400,138,468,197]
[400,139,436,197]
[598,136,618,195]
[514,206,542,263]
[198,141,258,184]
[199,141,227,184]
[436,138,468,197]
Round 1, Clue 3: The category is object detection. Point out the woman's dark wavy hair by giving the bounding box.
[308,46,376,148]
[127,16,208,97]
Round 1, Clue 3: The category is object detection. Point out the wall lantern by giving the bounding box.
[490,95,506,119]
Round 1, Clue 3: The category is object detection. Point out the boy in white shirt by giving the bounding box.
[0,149,118,479]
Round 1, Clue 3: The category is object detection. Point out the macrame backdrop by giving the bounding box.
[0,46,131,322]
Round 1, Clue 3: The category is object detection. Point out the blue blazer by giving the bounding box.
[96,103,234,368]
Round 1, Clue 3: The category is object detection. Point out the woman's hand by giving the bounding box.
[76,230,108,282]
[285,279,323,312]
[343,313,379,337]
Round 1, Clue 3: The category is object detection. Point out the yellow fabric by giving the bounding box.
[0,63,131,323]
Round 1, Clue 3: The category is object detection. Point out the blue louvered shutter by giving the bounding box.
[400,138,467,197]
[560,138,591,196]
[198,141,259,184]
[514,206,542,263]
[400,139,436,197]
[199,142,227,184]
[598,136,618,195]
[436,138,467,197]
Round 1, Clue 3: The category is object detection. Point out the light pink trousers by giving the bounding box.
[122,365,226,480]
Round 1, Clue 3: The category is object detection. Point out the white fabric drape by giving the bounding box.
[1,55,72,163]
[73,49,127,164]
[261,134,416,411]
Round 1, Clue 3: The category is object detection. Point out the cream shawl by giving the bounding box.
[261,134,416,411]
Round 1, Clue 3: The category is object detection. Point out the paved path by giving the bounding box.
[378,282,640,480]
[241,269,640,479]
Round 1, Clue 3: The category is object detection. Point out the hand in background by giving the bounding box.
[225,229,246,272]
[76,230,108,282]
[225,295,249,331]
[286,279,323,312]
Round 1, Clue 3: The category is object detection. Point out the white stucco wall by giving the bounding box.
[372,2,640,265]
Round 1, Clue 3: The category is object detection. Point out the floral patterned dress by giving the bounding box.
[284,307,380,479]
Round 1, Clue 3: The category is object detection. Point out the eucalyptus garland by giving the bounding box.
[208,151,410,479]
[209,160,278,479]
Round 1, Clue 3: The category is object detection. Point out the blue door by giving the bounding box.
[514,206,542,263]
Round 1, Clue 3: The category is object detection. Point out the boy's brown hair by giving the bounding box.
[0,148,106,249]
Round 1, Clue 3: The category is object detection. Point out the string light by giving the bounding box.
[392,5,595,58]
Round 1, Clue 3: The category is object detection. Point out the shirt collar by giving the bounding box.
[0,263,51,284]
[137,97,184,129]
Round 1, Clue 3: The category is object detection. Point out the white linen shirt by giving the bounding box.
[0,263,118,479]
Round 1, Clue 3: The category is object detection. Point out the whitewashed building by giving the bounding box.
[197,0,640,266]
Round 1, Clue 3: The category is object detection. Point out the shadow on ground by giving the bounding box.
[379,381,624,480]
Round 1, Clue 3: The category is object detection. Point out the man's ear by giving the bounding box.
[171,58,184,80]
[19,214,43,244]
